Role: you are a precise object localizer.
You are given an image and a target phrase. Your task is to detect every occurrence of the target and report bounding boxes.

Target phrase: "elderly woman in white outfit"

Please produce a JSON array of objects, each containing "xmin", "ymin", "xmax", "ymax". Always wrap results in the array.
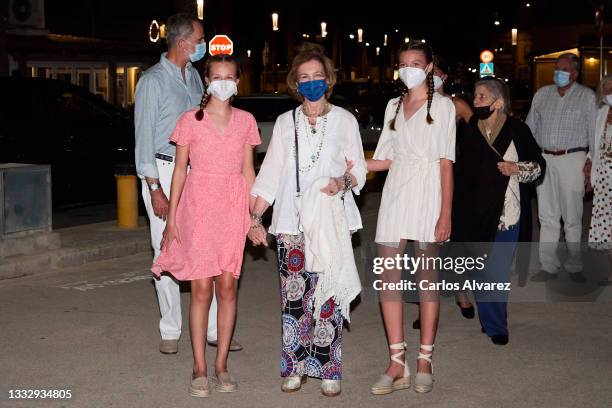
[
  {"xmin": 248, "ymin": 44, "xmax": 367, "ymax": 397},
  {"xmin": 367, "ymin": 42, "xmax": 455, "ymax": 395}
]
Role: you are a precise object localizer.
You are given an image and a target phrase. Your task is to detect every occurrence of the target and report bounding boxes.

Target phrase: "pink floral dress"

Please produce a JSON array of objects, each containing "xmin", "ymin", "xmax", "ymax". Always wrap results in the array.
[{"xmin": 152, "ymin": 107, "xmax": 261, "ymax": 280}]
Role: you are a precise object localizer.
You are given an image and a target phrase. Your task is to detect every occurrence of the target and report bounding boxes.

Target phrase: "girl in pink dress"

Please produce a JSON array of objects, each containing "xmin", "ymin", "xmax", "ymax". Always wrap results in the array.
[{"xmin": 152, "ymin": 54, "xmax": 260, "ymax": 397}]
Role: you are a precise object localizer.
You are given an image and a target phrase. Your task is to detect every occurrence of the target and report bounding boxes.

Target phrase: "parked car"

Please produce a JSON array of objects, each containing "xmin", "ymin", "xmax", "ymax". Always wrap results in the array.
[
  {"xmin": 233, "ymin": 93, "xmax": 380, "ymax": 161},
  {"xmin": 0, "ymin": 77, "xmax": 134, "ymax": 208}
]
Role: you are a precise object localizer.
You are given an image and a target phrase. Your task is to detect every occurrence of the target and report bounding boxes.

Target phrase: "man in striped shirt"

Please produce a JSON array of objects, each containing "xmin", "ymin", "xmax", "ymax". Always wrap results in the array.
[{"xmin": 526, "ymin": 53, "xmax": 596, "ymax": 282}]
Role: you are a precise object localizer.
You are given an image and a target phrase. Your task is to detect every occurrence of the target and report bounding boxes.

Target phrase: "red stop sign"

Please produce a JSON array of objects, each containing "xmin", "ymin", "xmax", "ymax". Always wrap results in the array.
[{"xmin": 209, "ymin": 35, "xmax": 234, "ymax": 56}]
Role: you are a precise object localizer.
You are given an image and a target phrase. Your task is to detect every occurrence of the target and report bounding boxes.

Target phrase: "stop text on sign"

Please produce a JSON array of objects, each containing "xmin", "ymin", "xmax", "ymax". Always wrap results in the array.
[{"xmin": 209, "ymin": 35, "xmax": 234, "ymax": 56}]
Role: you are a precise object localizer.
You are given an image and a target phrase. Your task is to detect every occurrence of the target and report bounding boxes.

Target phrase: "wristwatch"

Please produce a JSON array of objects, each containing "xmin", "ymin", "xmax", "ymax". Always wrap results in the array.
[{"xmin": 148, "ymin": 182, "xmax": 160, "ymax": 192}]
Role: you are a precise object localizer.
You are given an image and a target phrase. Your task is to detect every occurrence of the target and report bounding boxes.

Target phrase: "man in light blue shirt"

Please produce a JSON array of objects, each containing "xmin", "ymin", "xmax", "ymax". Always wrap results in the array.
[{"xmin": 135, "ymin": 13, "xmax": 241, "ymax": 354}]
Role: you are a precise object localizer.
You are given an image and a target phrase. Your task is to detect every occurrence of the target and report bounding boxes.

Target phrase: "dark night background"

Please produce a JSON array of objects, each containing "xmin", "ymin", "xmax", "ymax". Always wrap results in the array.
[
  {"xmin": 37, "ymin": 0, "xmax": 605, "ymax": 65},
  {"xmin": 1, "ymin": 0, "xmax": 609, "ymax": 210}
]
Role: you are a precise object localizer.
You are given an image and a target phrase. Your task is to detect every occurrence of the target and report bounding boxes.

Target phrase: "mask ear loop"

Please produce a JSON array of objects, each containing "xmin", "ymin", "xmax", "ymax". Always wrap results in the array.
[
  {"xmin": 425, "ymin": 62, "xmax": 433, "ymax": 75},
  {"xmin": 491, "ymin": 98, "xmax": 501, "ymax": 112}
]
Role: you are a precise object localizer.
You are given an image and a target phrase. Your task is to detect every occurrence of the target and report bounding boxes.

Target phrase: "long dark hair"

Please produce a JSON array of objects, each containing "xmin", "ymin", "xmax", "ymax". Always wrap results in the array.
[
  {"xmin": 390, "ymin": 42, "xmax": 435, "ymax": 130},
  {"xmin": 195, "ymin": 54, "xmax": 241, "ymax": 121}
]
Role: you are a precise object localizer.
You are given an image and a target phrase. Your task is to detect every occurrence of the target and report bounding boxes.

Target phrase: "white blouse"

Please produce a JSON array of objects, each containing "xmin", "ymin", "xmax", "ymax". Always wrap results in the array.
[
  {"xmin": 499, "ymin": 141, "xmax": 521, "ymax": 230},
  {"xmin": 497, "ymin": 141, "xmax": 542, "ymax": 231},
  {"xmin": 251, "ymin": 105, "xmax": 367, "ymax": 235}
]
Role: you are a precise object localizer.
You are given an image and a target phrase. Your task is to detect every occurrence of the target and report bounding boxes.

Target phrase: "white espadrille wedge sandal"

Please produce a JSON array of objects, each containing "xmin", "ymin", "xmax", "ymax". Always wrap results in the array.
[
  {"xmin": 370, "ymin": 341, "xmax": 411, "ymax": 395},
  {"xmin": 413, "ymin": 344, "xmax": 434, "ymax": 393}
]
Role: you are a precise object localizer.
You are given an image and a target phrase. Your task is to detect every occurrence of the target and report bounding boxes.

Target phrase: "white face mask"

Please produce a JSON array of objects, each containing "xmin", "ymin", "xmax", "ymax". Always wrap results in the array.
[
  {"xmin": 605, "ymin": 94, "xmax": 612, "ymax": 106},
  {"xmin": 433, "ymin": 75, "xmax": 444, "ymax": 91},
  {"xmin": 207, "ymin": 79, "xmax": 237, "ymax": 101},
  {"xmin": 398, "ymin": 67, "xmax": 427, "ymax": 89}
]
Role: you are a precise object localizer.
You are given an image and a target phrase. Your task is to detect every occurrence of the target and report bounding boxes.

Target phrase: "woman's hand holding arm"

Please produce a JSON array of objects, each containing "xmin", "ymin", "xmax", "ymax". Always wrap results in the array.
[
  {"xmin": 160, "ymin": 145, "xmax": 189, "ymax": 250},
  {"xmin": 248, "ymin": 196, "xmax": 271, "ymax": 247},
  {"xmin": 366, "ymin": 158, "xmax": 392, "ymax": 172}
]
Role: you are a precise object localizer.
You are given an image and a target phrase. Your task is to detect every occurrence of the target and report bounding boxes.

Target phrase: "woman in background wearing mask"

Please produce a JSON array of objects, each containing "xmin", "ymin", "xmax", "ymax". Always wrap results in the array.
[
  {"xmin": 433, "ymin": 56, "xmax": 473, "ymax": 126},
  {"xmin": 152, "ymin": 54, "xmax": 260, "ymax": 397},
  {"xmin": 248, "ymin": 43, "xmax": 367, "ymax": 397},
  {"xmin": 589, "ymin": 75, "xmax": 612, "ymax": 285},
  {"xmin": 452, "ymin": 78, "xmax": 545, "ymax": 345},
  {"xmin": 367, "ymin": 42, "xmax": 455, "ymax": 395}
]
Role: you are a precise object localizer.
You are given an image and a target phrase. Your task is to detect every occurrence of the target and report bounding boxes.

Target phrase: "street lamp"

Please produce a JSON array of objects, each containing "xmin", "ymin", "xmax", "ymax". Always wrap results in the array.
[
  {"xmin": 404, "ymin": 37, "xmax": 410, "ymax": 43},
  {"xmin": 272, "ymin": 13, "xmax": 279, "ymax": 31},
  {"xmin": 247, "ymin": 49, "xmax": 251, "ymax": 58},
  {"xmin": 376, "ymin": 47, "xmax": 380, "ymax": 56},
  {"xmin": 384, "ymin": 34, "xmax": 388, "ymax": 46},
  {"xmin": 357, "ymin": 28, "xmax": 363, "ymax": 43},
  {"xmin": 511, "ymin": 28, "xmax": 518, "ymax": 46},
  {"xmin": 494, "ymin": 20, "xmax": 500, "ymax": 26},
  {"xmin": 196, "ymin": 0, "xmax": 204, "ymax": 20},
  {"xmin": 321, "ymin": 22, "xmax": 327, "ymax": 38},
  {"xmin": 149, "ymin": 20, "xmax": 160, "ymax": 43},
  {"xmin": 349, "ymin": 34, "xmax": 355, "ymax": 39}
]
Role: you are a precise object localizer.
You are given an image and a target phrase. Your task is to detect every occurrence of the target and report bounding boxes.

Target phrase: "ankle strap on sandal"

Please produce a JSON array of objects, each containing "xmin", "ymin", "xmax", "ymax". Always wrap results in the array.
[
  {"xmin": 389, "ymin": 342, "xmax": 407, "ymax": 351},
  {"xmin": 417, "ymin": 344, "xmax": 434, "ymax": 373},
  {"xmin": 389, "ymin": 342, "xmax": 409, "ymax": 378},
  {"xmin": 418, "ymin": 344, "xmax": 434, "ymax": 360},
  {"xmin": 419, "ymin": 344, "xmax": 434, "ymax": 353}
]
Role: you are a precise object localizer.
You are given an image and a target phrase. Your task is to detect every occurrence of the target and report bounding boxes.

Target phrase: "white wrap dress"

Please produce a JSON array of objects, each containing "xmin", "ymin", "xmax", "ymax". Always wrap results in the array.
[{"xmin": 373, "ymin": 93, "xmax": 456, "ymax": 245}]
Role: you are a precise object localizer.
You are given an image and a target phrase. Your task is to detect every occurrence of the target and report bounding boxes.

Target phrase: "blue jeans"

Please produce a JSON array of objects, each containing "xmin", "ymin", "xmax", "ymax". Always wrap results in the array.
[{"xmin": 475, "ymin": 225, "xmax": 519, "ymax": 337}]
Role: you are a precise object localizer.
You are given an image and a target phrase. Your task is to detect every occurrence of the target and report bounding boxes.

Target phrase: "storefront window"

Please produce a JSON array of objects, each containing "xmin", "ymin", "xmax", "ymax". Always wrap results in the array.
[
  {"xmin": 116, "ymin": 66, "xmax": 140, "ymax": 108},
  {"xmin": 94, "ymin": 69, "xmax": 108, "ymax": 100},
  {"xmin": 116, "ymin": 67, "xmax": 126, "ymax": 107}
]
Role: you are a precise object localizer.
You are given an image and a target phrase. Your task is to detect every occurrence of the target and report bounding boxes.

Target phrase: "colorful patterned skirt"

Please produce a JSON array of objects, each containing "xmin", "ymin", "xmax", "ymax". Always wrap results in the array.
[{"xmin": 277, "ymin": 233, "xmax": 343, "ymax": 380}]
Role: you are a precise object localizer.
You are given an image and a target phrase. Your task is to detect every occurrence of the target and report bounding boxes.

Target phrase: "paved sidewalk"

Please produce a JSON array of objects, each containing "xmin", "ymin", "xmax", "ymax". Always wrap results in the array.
[
  {"xmin": 1, "ymin": 193, "xmax": 610, "ymax": 407},
  {"xmin": 1, "ymin": 243, "xmax": 611, "ymax": 408},
  {"xmin": 0, "ymin": 219, "xmax": 150, "ymax": 281}
]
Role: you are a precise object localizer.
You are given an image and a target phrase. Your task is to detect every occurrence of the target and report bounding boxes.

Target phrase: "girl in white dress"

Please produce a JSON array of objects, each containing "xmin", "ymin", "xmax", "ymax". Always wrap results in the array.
[{"xmin": 368, "ymin": 42, "xmax": 455, "ymax": 395}]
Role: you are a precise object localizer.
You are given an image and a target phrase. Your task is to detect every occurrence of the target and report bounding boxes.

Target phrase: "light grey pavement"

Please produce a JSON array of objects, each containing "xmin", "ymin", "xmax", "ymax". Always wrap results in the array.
[{"xmin": 1, "ymin": 194, "xmax": 611, "ymax": 408}]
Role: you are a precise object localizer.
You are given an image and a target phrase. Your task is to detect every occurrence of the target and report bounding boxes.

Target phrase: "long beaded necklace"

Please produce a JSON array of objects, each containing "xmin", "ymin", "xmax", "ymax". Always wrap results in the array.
[{"xmin": 294, "ymin": 107, "xmax": 327, "ymax": 173}]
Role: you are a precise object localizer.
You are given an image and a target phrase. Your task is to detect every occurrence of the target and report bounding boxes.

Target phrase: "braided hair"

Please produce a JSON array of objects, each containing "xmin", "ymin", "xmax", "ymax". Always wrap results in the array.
[
  {"xmin": 425, "ymin": 69, "xmax": 434, "ymax": 124},
  {"xmin": 389, "ymin": 87, "xmax": 408, "ymax": 131},
  {"xmin": 195, "ymin": 54, "xmax": 241, "ymax": 121},
  {"xmin": 389, "ymin": 41, "xmax": 435, "ymax": 130}
]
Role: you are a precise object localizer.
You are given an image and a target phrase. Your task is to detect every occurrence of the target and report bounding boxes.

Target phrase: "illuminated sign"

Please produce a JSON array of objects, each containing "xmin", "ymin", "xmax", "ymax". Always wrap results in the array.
[{"xmin": 209, "ymin": 35, "xmax": 234, "ymax": 56}]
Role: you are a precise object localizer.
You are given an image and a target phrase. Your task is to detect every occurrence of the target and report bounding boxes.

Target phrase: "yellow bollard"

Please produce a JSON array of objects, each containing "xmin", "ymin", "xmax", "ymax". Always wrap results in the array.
[
  {"xmin": 115, "ymin": 175, "xmax": 138, "ymax": 229},
  {"xmin": 364, "ymin": 150, "xmax": 376, "ymax": 180}
]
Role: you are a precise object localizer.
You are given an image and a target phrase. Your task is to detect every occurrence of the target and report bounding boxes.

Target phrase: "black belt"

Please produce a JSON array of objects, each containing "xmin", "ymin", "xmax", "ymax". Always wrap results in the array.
[
  {"xmin": 155, "ymin": 153, "xmax": 174, "ymax": 162},
  {"xmin": 543, "ymin": 147, "xmax": 588, "ymax": 156}
]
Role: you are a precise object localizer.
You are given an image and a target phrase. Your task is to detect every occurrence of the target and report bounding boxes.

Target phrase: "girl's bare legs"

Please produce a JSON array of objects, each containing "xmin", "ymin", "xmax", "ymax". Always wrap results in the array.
[
  {"xmin": 379, "ymin": 239, "xmax": 408, "ymax": 379},
  {"xmin": 191, "ymin": 278, "xmax": 214, "ymax": 377},
  {"xmin": 213, "ymin": 271, "xmax": 238, "ymax": 374},
  {"xmin": 414, "ymin": 242, "xmax": 440, "ymax": 374}
]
